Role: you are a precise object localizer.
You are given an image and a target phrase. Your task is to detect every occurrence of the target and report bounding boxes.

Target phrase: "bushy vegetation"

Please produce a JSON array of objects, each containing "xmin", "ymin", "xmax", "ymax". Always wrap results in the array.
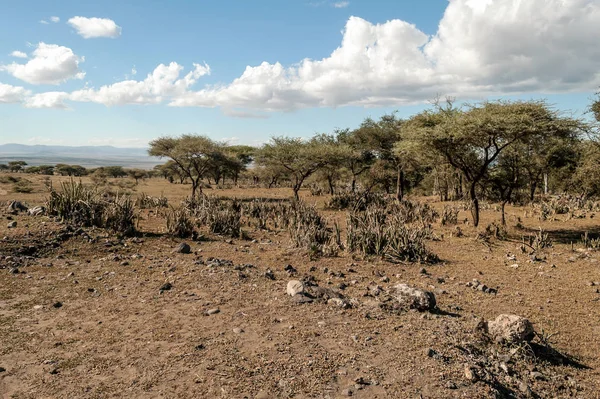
[{"xmin": 46, "ymin": 180, "xmax": 137, "ymax": 235}]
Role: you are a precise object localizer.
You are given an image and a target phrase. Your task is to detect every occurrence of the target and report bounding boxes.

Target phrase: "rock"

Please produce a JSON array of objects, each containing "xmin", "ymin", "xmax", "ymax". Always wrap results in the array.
[
  {"xmin": 286, "ymin": 280, "xmax": 305, "ymax": 296},
  {"xmin": 327, "ymin": 297, "xmax": 348, "ymax": 308},
  {"xmin": 7, "ymin": 201, "xmax": 28, "ymax": 214},
  {"xmin": 464, "ymin": 365, "xmax": 478, "ymax": 382},
  {"xmin": 7, "ymin": 221, "xmax": 17, "ymax": 228},
  {"xmin": 445, "ymin": 381, "xmax": 457, "ymax": 389},
  {"xmin": 28, "ymin": 206, "xmax": 45, "ymax": 216},
  {"xmin": 264, "ymin": 269, "xmax": 275, "ymax": 280},
  {"xmin": 484, "ymin": 314, "xmax": 534, "ymax": 344},
  {"xmin": 284, "ymin": 264, "xmax": 297, "ymax": 274},
  {"xmin": 175, "ymin": 242, "xmax": 191, "ymax": 254},
  {"xmin": 9, "ymin": 267, "xmax": 19, "ymax": 274},
  {"xmin": 206, "ymin": 308, "xmax": 220, "ymax": 315},
  {"xmin": 233, "ymin": 327, "xmax": 244, "ymax": 334},
  {"xmin": 392, "ymin": 284, "xmax": 436, "ymax": 311},
  {"xmin": 52, "ymin": 301, "xmax": 63, "ymax": 309},
  {"xmin": 341, "ymin": 388, "xmax": 354, "ymax": 396},
  {"xmin": 159, "ymin": 282, "xmax": 173, "ymax": 292},
  {"xmin": 0, "ymin": 366, "xmax": 5, "ymax": 372},
  {"xmin": 290, "ymin": 294, "xmax": 313, "ymax": 304}
]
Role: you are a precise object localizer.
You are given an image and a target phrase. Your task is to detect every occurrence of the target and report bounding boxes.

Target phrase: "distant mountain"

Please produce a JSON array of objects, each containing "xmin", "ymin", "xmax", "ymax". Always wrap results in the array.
[{"xmin": 0, "ymin": 144, "xmax": 163, "ymax": 168}]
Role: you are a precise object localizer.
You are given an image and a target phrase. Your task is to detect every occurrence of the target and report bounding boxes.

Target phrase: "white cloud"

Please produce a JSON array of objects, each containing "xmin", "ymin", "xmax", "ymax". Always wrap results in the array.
[
  {"xmin": 333, "ymin": 1, "xmax": 349, "ymax": 8},
  {"xmin": 24, "ymin": 91, "xmax": 70, "ymax": 109},
  {"xmin": 5, "ymin": 0, "xmax": 600, "ymax": 113},
  {"xmin": 0, "ymin": 43, "xmax": 85, "ymax": 85},
  {"xmin": 40, "ymin": 20, "xmax": 49, "ymax": 25},
  {"xmin": 131, "ymin": 66, "xmax": 137, "ymax": 76},
  {"xmin": 169, "ymin": 0, "xmax": 600, "ymax": 112},
  {"xmin": 50, "ymin": 16, "xmax": 60, "ymax": 23},
  {"xmin": 67, "ymin": 16, "xmax": 122, "ymax": 39},
  {"xmin": 10, "ymin": 51, "xmax": 28, "ymax": 59},
  {"xmin": 0, "ymin": 83, "xmax": 30, "ymax": 103},
  {"xmin": 69, "ymin": 62, "xmax": 210, "ymax": 106}
]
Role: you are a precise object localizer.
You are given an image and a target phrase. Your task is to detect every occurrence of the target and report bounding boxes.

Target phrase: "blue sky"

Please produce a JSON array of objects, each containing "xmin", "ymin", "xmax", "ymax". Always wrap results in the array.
[{"xmin": 1, "ymin": 0, "xmax": 599, "ymax": 147}]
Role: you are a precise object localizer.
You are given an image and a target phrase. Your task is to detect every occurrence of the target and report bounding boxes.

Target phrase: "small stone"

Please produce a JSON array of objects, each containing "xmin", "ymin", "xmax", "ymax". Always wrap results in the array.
[
  {"xmin": 49, "ymin": 368, "xmax": 59, "ymax": 375},
  {"xmin": 206, "ymin": 308, "xmax": 220, "ymax": 315},
  {"xmin": 464, "ymin": 365, "xmax": 477, "ymax": 382},
  {"xmin": 9, "ymin": 267, "xmax": 19, "ymax": 274},
  {"xmin": 284, "ymin": 264, "xmax": 297, "ymax": 274},
  {"xmin": 341, "ymin": 388, "xmax": 353, "ymax": 396},
  {"xmin": 233, "ymin": 327, "xmax": 244, "ymax": 334},
  {"xmin": 264, "ymin": 269, "xmax": 275, "ymax": 280},
  {"xmin": 52, "ymin": 301, "xmax": 63, "ymax": 309},
  {"xmin": 175, "ymin": 242, "xmax": 191, "ymax": 254},
  {"xmin": 159, "ymin": 282, "xmax": 173, "ymax": 292},
  {"xmin": 419, "ymin": 267, "xmax": 427, "ymax": 274},
  {"xmin": 0, "ymin": 367, "xmax": 5, "ymax": 372},
  {"xmin": 7, "ymin": 221, "xmax": 17, "ymax": 228},
  {"xmin": 286, "ymin": 280, "xmax": 305, "ymax": 296},
  {"xmin": 445, "ymin": 381, "xmax": 457, "ymax": 389},
  {"xmin": 425, "ymin": 348, "xmax": 436, "ymax": 358}
]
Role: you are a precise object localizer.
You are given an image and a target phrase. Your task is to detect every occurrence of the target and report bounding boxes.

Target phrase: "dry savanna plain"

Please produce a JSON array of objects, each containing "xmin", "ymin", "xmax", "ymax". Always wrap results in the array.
[{"xmin": 1, "ymin": 174, "xmax": 600, "ymax": 399}]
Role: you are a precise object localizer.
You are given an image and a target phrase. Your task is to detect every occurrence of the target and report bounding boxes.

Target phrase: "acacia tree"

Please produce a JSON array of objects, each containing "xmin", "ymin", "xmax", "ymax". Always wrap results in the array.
[
  {"xmin": 149, "ymin": 135, "xmax": 222, "ymax": 200},
  {"xmin": 8, "ymin": 161, "xmax": 27, "ymax": 172},
  {"xmin": 256, "ymin": 136, "xmax": 341, "ymax": 200},
  {"xmin": 335, "ymin": 128, "xmax": 375, "ymax": 192},
  {"xmin": 401, "ymin": 100, "xmax": 580, "ymax": 226},
  {"xmin": 353, "ymin": 114, "xmax": 405, "ymax": 200}
]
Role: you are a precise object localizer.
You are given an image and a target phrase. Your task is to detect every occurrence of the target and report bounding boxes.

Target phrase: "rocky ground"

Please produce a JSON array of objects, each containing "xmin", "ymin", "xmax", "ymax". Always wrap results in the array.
[{"xmin": 1, "ymin": 181, "xmax": 600, "ymax": 398}]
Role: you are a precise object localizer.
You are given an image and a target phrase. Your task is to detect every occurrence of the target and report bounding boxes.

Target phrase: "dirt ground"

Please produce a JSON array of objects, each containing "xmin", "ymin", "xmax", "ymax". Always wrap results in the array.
[{"xmin": 1, "ymin": 175, "xmax": 600, "ymax": 398}]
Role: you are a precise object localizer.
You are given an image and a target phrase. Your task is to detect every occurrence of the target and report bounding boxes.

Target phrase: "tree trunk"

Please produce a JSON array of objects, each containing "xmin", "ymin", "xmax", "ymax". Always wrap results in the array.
[
  {"xmin": 327, "ymin": 176, "xmax": 335, "ymax": 195},
  {"xmin": 469, "ymin": 182, "xmax": 480, "ymax": 227},
  {"xmin": 395, "ymin": 166, "xmax": 404, "ymax": 201},
  {"xmin": 501, "ymin": 201, "xmax": 507, "ymax": 226},
  {"xmin": 293, "ymin": 186, "xmax": 300, "ymax": 200},
  {"xmin": 351, "ymin": 176, "xmax": 357, "ymax": 192},
  {"xmin": 529, "ymin": 181, "xmax": 537, "ymax": 202}
]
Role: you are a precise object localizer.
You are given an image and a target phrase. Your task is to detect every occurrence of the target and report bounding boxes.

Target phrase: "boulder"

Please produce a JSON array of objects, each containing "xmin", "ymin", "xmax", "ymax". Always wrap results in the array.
[
  {"xmin": 174, "ymin": 242, "xmax": 191, "ymax": 254},
  {"xmin": 7, "ymin": 201, "xmax": 28, "ymax": 214},
  {"xmin": 392, "ymin": 284, "xmax": 436, "ymax": 311},
  {"xmin": 485, "ymin": 314, "xmax": 534, "ymax": 344},
  {"xmin": 286, "ymin": 280, "xmax": 305, "ymax": 296}
]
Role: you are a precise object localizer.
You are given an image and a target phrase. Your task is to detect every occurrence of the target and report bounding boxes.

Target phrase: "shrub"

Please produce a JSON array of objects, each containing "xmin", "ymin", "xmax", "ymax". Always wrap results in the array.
[
  {"xmin": 45, "ymin": 179, "xmax": 137, "ymax": 235},
  {"xmin": 12, "ymin": 180, "xmax": 34, "ymax": 193},
  {"xmin": 287, "ymin": 201, "xmax": 341, "ymax": 257},
  {"xmin": 165, "ymin": 206, "xmax": 195, "ymax": 238},
  {"xmin": 440, "ymin": 205, "xmax": 459, "ymax": 225},
  {"xmin": 327, "ymin": 190, "xmax": 387, "ymax": 211},
  {"xmin": 346, "ymin": 203, "xmax": 439, "ymax": 264},
  {"xmin": 136, "ymin": 192, "xmax": 168, "ymax": 209}
]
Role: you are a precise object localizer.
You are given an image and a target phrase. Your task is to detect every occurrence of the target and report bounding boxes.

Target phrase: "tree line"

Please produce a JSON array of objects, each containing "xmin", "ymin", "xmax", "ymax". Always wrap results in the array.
[{"xmin": 149, "ymin": 97, "xmax": 600, "ymax": 227}]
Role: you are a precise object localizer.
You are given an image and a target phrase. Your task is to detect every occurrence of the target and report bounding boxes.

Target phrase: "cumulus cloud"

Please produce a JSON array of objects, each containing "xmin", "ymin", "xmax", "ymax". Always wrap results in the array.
[
  {"xmin": 6, "ymin": 0, "xmax": 600, "ymax": 113},
  {"xmin": 170, "ymin": 0, "xmax": 600, "ymax": 111},
  {"xmin": 50, "ymin": 16, "xmax": 60, "ymax": 23},
  {"xmin": 10, "ymin": 51, "xmax": 27, "ymax": 59},
  {"xmin": 69, "ymin": 62, "xmax": 210, "ymax": 106},
  {"xmin": 68, "ymin": 16, "xmax": 122, "ymax": 38},
  {"xmin": 24, "ymin": 91, "xmax": 70, "ymax": 109},
  {"xmin": 0, "ymin": 43, "xmax": 85, "ymax": 85},
  {"xmin": 0, "ymin": 83, "xmax": 30, "ymax": 103}
]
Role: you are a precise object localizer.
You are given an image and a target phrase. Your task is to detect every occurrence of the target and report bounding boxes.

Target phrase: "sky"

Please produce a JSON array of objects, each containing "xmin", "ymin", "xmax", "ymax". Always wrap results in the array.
[{"xmin": 0, "ymin": 0, "xmax": 599, "ymax": 148}]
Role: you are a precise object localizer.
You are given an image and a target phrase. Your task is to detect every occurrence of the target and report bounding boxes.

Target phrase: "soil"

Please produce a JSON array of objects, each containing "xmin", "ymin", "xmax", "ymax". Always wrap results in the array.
[{"xmin": 1, "ymin": 175, "xmax": 600, "ymax": 398}]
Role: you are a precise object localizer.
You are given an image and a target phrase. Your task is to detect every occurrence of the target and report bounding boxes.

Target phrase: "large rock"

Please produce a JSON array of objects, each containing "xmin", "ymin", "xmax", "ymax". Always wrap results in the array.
[
  {"xmin": 286, "ymin": 280, "xmax": 305, "ymax": 296},
  {"xmin": 7, "ymin": 201, "xmax": 28, "ymax": 214},
  {"xmin": 485, "ymin": 314, "xmax": 534, "ymax": 344},
  {"xmin": 392, "ymin": 284, "xmax": 436, "ymax": 311}
]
